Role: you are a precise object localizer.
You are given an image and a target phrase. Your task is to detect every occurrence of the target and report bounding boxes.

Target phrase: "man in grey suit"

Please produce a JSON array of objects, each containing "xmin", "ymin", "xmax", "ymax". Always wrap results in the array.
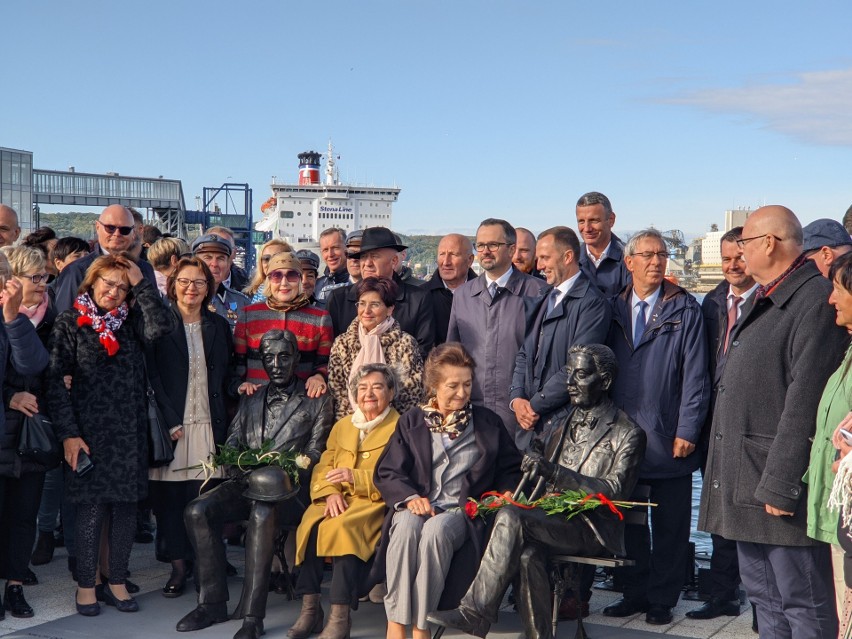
[
  {"xmin": 510, "ymin": 226, "xmax": 611, "ymax": 449},
  {"xmin": 699, "ymin": 206, "xmax": 848, "ymax": 637},
  {"xmin": 447, "ymin": 219, "xmax": 548, "ymax": 445}
]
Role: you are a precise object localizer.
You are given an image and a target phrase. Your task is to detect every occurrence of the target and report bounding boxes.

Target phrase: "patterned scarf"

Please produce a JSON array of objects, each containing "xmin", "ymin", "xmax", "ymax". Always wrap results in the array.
[
  {"xmin": 74, "ymin": 292, "xmax": 129, "ymax": 356},
  {"xmin": 266, "ymin": 292, "xmax": 310, "ymax": 313},
  {"xmin": 754, "ymin": 252, "xmax": 807, "ymax": 301},
  {"xmin": 421, "ymin": 397, "xmax": 473, "ymax": 440}
]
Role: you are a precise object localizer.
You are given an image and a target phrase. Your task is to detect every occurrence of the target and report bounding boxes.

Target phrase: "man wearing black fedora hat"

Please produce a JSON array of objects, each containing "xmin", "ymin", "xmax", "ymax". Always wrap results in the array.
[{"xmin": 325, "ymin": 227, "xmax": 435, "ymax": 356}]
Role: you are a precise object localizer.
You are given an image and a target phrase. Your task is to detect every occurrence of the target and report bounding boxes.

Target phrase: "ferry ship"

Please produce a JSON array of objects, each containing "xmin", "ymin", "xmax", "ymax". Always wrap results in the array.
[{"xmin": 254, "ymin": 142, "xmax": 401, "ymax": 254}]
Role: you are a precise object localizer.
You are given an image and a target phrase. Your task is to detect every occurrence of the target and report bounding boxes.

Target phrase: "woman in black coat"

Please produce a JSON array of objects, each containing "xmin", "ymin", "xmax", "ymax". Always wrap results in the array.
[
  {"xmin": 373, "ymin": 343, "xmax": 521, "ymax": 639},
  {"xmin": 46, "ymin": 254, "xmax": 175, "ymax": 615},
  {"xmin": 146, "ymin": 256, "xmax": 238, "ymax": 597},
  {"xmin": 0, "ymin": 247, "xmax": 51, "ymax": 618}
]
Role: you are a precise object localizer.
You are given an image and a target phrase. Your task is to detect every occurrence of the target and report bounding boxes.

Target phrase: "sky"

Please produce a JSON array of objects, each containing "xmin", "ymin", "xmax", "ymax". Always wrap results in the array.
[{"xmin": 4, "ymin": 1, "xmax": 852, "ymax": 237}]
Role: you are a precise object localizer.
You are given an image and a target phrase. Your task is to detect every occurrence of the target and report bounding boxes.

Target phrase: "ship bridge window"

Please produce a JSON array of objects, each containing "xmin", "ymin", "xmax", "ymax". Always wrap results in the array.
[{"xmin": 279, "ymin": 211, "xmax": 294, "ymax": 219}]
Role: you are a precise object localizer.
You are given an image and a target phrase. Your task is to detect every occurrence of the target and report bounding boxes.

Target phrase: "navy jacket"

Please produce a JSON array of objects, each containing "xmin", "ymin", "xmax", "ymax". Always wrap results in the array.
[
  {"xmin": 578, "ymin": 234, "xmax": 631, "ymax": 298},
  {"xmin": 509, "ymin": 272, "xmax": 611, "ymax": 417},
  {"xmin": 53, "ymin": 246, "xmax": 158, "ymax": 313},
  {"xmin": 607, "ymin": 280, "xmax": 710, "ymax": 479}
]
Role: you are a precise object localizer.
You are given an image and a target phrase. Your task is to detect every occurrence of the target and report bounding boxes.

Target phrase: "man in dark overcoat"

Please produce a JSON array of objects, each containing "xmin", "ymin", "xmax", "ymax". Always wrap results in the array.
[{"xmin": 699, "ymin": 205, "xmax": 849, "ymax": 637}]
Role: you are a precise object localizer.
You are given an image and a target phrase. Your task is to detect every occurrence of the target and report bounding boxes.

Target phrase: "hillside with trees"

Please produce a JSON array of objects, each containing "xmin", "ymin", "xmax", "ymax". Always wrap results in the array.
[{"xmin": 38, "ymin": 212, "xmax": 99, "ymax": 239}]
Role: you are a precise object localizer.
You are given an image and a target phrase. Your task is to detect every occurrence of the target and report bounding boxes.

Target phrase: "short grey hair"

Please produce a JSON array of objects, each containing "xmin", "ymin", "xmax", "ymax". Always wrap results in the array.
[
  {"xmin": 624, "ymin": 228, "xmax": 666, "ymax": 257},
  {"xmin": 576, "ymin": 192, "xmax": 613, "ymax": 215},
  {"xmin": 348, "ymin": 363, "xmax": 398, "ymax": 398}
]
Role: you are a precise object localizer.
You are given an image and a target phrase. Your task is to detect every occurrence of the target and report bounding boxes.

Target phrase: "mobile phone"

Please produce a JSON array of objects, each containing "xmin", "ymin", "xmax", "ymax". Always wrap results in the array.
[
  {"xmin": 840, "ymin": 429, "xmax": 852, "ymax": 445},
  {"xmin": 75, "ymin": 450, "xmax": 94, "ymax": 476}
]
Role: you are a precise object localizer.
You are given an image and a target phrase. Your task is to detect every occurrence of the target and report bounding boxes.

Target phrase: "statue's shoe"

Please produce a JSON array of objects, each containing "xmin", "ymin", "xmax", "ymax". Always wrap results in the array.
[
  {"xmin": 176, "ymin": 605, "xmax": 229, "ymax": 632},
  {"xmin": 233, "ymin": 616, "xmax": 265, "ymax": 639},
  {"xmin": 427, "ymin": 607, "xmax": 489, "ymax": 638}
]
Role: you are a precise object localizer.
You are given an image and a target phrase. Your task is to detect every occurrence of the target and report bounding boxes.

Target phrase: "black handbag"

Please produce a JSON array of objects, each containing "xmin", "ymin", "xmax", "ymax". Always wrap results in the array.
[
  {"xmin": 17, "ymin": 412, "xmax": 62, "ymax": 469},
  {"xmin": 147, "ymin": 381, "xmax": 175, "ymax": 467}
]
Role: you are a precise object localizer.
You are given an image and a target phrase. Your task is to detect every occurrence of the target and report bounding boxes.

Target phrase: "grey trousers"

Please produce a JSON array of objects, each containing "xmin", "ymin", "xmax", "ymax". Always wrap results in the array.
[
  {"xmin": 384, "ymin": 510, "xmax": 468, "ymax": 630},
  {"xmin": 738, "ymin": 540, "xmax": 838, "ymax": 639}
]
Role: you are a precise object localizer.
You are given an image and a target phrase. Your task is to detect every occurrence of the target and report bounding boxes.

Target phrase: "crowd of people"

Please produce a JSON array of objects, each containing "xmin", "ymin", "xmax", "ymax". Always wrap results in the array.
[{"xmin": 1, "ymin": 196, "xmax": 852, "ymax": 639}]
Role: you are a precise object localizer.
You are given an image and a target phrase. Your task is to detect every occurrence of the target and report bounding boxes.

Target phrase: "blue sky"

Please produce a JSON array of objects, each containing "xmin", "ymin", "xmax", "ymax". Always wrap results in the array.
[{"xmin": 4, "ymin": 1, "xmax": 852, "ymax": 236}]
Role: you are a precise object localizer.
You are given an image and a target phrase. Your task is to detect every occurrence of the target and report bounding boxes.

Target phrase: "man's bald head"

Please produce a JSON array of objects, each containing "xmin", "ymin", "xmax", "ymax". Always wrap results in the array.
[
  {"xmin": 96, "ymin": 205, "xmax": 136, "ymax": 253},
  {"xmin": 437, "ymin": 233, "xmax": 474, "ymax": 288},
  {"xmin": 741, "ymin": 205, "xmax": 804, "ymax": 285},
  {"xmin": 0, "ymin": 205, "xmax": 21, "ymax": 247}
]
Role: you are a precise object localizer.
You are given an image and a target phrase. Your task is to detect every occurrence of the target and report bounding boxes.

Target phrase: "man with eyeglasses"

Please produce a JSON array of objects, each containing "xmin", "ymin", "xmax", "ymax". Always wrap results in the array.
[
  {"xmin": 325, "ymin": 227, "xmax": 435, "ymax": 357},
  {"xmin": 315, "ymin": 228, "xmax": 349, "ymax": 307},
  {"xmin": 447, "ymin": 218, "xmax": 548, "ymax": 443},
  {"xmin": 575, "ymin": 192, "xmax": 631, "ymax": 297},
  {"xmin": 0, "ymin": 205, "xmax": 21, "ymax": 248},
  {"xmin": 699, "ymin": 206, "xmax": 847, "ymax": 638},
  {"xmin": 602, "ymin": 228, "xmax": 709, "ymax": 626},
  {"xmin": 191, "ymin": 234, "xmax": 249, "ymax": 333},
  {"xmin": 53, "ymin": 204, "xmax": 157, "ymax": 312}
]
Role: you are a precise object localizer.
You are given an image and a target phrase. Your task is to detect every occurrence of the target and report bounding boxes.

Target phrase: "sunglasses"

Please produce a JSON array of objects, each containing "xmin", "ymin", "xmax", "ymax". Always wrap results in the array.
[
  {"xmin": 268, "ymin": 269, "xmax": 301, "ymax": 284},
  {"xmin": 98, "ymin": 222, "xmax": 134, "ymax": 236}
]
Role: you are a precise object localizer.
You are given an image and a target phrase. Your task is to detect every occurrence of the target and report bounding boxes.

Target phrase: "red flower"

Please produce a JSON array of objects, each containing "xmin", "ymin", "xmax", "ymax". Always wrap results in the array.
[{"xmin": 464, "ymin": 501, "xmax": 479, "ymax": 520}]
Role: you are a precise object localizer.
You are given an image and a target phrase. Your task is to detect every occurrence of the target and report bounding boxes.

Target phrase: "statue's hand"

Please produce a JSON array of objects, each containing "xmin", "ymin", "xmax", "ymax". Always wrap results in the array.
[{"xmin": 521, "ymin": 451, "xmax": 555, "ymax": 482}]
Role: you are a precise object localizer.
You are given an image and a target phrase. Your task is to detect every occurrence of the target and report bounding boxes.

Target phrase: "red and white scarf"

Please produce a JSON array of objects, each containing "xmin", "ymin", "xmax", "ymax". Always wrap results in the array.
[{"xmin": 74, "ymin": 292, "xmax": 128, "ymax": 356}]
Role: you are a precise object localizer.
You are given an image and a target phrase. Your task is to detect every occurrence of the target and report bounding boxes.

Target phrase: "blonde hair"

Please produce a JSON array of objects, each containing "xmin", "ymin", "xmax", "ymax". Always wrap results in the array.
[
  {"xmin": 147, "ymin": 237, "xmax": 190, "ymax": 271},
  {"xmin": 245, "ymin": 238, "xmax": 292, "ymax": 296},
  {"xmin": 2, "ymin": 245, "xmax": 46, "ymax": 277}
]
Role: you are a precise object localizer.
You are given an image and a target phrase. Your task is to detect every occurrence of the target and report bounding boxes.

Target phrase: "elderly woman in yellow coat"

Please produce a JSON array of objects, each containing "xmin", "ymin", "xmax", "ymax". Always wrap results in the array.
[{"xmin": 290, "ymin": 363, "xmax": 400, "ymax": 639}]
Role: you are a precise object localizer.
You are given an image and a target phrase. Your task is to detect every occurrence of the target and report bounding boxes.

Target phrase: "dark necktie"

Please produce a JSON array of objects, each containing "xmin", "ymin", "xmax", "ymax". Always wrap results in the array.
[
  {"xmin": 546, "ymin": 289, "xmax": 560, "ymax": 316},
  {"xmin": 633, "ymin": 300, "xmax": 648, "ymax": 347},
  {"xmin": 724, "ymin": 296, "xmax": 743, "ymax": 353}
]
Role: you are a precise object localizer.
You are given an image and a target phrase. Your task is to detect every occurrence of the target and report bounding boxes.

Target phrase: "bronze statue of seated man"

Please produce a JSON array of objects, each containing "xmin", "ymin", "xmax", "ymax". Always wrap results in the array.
[
  {"xmin": 428, "ymin": 344, "xmax": 646, "ymax": 639},
  {"xmin": 176, "ymin": 329, "xmax": 333, "ymax": 639}
]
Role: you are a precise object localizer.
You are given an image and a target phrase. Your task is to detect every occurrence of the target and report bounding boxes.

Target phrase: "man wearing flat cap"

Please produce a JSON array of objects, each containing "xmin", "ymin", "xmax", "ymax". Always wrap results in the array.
[
  {"xmin": 192, "ymin": 233, "xmax": 250, "ymax": 332},
  {"xmin": 802, "ymin": 218, "xmax": 852, "ymax": 278},
  {"xmin": 325, "ymin": 227, "xmax": 435, "ymax": 356},
  {"xmin": 296, "ymin": 249, "xmax": 320, "ymax": 304}
]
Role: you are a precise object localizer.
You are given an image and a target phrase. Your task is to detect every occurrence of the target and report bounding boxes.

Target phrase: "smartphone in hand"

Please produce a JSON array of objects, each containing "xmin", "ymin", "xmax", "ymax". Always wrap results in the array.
[{"xmin": 75, "ymin": 450, "xmax": 94, "ymax": 476}]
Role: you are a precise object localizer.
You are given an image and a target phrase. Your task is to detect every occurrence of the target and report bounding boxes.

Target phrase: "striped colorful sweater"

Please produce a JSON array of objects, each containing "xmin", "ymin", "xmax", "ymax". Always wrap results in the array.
[{"xmin": 234, "ymin": 302, "xmax": 333, "ymax": 385}]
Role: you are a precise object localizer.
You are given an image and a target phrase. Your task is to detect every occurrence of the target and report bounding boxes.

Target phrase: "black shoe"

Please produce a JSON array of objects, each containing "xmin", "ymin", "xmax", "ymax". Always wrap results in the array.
[
  {"xmin": 427, "ymin": 607, "xmax": 490, "ymax": 638},
  {"xmin": 176, "ymin": 605, "xmax": 229, "ymax": 632},
  {"xmin": 21, "ymin": 568, "xmax": 37, "ymax": 586},
  {"xmin": 31, "ymin": 531, "xmax": 56, "ymax": 566},
  {"xmin": 686, "ymin": 597, "xmax": 741, "ymax": 620},
  {"xmin": 95, "ymin": 584, "xmax": 106, "ymax": 602},
  {"xmin": 234, "ymin": 616, "xmax": 265, "ymax": 639},
  {"xmin": 101, "ymin": 584, "xmax": 139, "ymax": 612},
  {"xmin": 75, "ymin": 590, "xmax": 100, "ymax": 617},
  {"xmin": 646, "ymin": 604, "xmax": 673, "ymax": 625},
  {"xmin": 126, "ymin": 578, "xmax": 140, "ymax": 594},
  {"xmin": 4, "ymin": 584, "xmax": 34, "ymax": 618},
  {"xmin": 603, "ymin": 597, "xmax": 649, "ymax": 617},
  {"xmin": 163, "ymin": 578, "xmax": 186, "ymax": 598}
]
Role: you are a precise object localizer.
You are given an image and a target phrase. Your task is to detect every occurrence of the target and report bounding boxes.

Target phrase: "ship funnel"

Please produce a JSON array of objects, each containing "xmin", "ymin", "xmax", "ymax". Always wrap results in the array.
[{"xmin": 298, "ymin": 151, "xmax": 321, "ymax": 185}]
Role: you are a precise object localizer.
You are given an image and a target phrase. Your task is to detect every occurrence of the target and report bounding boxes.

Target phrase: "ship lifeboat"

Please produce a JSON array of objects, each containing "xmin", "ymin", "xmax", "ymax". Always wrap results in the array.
[{"xmin": 260, "ymin": 197, "xmax": 276, "ymax": 213}]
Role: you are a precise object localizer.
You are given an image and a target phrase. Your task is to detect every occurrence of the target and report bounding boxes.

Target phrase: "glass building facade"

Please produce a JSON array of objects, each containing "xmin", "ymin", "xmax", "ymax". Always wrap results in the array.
[{"xmin": 0, "ymin": 147, "xmax": 34, "ymax": 235}]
